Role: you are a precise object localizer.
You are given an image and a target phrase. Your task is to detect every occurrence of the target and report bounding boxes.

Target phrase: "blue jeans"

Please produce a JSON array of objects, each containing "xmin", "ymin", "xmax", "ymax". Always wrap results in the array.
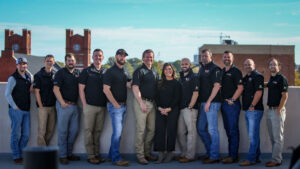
[
  {"xmin": 245, "ymin": 110, "xmax": 263, "ymax": 162},
  {"xmin": 56, "ymin": 101, "xmax": 79, "ymax": 158},
  {"xmin": 197, "ymin": 102, "xmax": 221, "ymax": 160},
  {"xmin": 107, "ymin": 103, "xmax": 126, "ymax": 163},
  {"xmin": 8, "ymin": 108, "xmax": 30, "ymax": 159},
  {"xmin": 221, "ymin": 101, "xmax": 241, "ymax": 158}
]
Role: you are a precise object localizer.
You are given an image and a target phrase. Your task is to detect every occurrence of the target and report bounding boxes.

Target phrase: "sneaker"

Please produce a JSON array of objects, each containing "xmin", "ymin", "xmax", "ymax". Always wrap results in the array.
[
  {"xmin": 137, "ymin": 158, "xmax": 148, "ymax": 165},
  {"xmin": 60, "ymin": 158, "xmax": 69, "ymax": 165},
  {"xmin": 13, "ymin": 158, "xmax": 23, "ymax": 165},
  {"xmin": 113, "ymin": 160, "xmax": 130, "ymax": 167},
  {"xmin": 239, "ymin": 160, "xmax": 256, "ymax": 166},
  {"xmin": 68, "ymin": 155, "xmax": 80, "ymax": 161},
  {"xmin": 87, "ymin": 158, "xmax": 100, "ymax": 164}
]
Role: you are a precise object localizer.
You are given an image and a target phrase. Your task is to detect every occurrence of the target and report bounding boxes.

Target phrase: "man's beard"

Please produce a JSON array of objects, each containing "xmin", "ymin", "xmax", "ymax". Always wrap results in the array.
[
  {"xmin": 117, "ymin": 59, "xmax": 125, "ymax": 65},
  {"xmin": 67, "ymin": 64, "xmax": 74, "ymax": 69}
]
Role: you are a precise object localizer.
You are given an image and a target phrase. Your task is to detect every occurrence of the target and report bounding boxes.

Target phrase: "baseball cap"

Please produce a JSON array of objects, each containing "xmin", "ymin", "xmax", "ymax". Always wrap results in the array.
[
  {"xmin": 16, "ymin": 57, "xmax": 28, "ymax": 64},
  {"xmin": 116, "ymin": 49, "xmax": 128, "ymax": 56}
]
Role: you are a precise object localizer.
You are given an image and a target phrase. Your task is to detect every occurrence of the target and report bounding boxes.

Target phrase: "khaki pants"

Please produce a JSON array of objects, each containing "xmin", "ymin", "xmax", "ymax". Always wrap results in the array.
[
  {"xmin": 177, "ymin": 108, "xmax": 198, "ymax": 159},
  {"xmin": 267, "ymin": 107, "xmax": 286, "ymax": 163},
  {"xmin": 83, "ymin": 104, "xmax": 106, "ymax": 159},
  {"xmin": 133, "ymin": 98, "xmax": 156, "ymax": 159},
  {"xmin": 37, "ymin": 106, "xmax": 56, "ymax": 146}
]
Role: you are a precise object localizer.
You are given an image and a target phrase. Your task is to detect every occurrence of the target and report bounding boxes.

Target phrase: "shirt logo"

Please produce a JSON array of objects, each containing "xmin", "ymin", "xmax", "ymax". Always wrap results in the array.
[
  {"xmin": 205, "ymin": 69, "xmax": 209, "ymax": 73},
  {"xmin": 248, "ymin": 77, "xmax": 252, "ymax": 82},
  {"xmin": 273, "ymin": 81, "xmax": 278, "ymax": 84},
  {"xmin": 226, "ymin": 73, "xmax": 232, "ymax": 76},
  {"xmin": 185, "ymin": 77, "xmax": 190, "ymax": 81}
]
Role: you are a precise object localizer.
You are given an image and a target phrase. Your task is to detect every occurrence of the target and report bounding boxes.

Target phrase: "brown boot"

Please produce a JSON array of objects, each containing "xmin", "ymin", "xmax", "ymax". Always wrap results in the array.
[
  {"xmin": 60, "ymin": 158, "xmax": 69, "ymax": 165},
  {"xmin": 13, "ymin": 158, "xmax": 23, "ymax": 165},
  {"xmin": 137, "ymin": 158, "xmax": 148, "ymax": 165},
  {"xmin": 113, "ymin": 160, "xmax": 130, "ymax": 167},
  {"xmin": 68, "ymin": 155, "xmax": 81, "ymax": 161},
  {"xmin": 179, "ymin": 157, "xmax": 195, "ymax": 163},
  {"xmin": 145, "ymin": 155, "xmax": 158, "ymax": 161},
  {"xmin": 95, "ymin": 156, "xmax": 105, "ymax": 163},
  {"xmin": 174, "ymin": 156, "xmax": 184, "ymax": 161},
  {"xmin": 265, "ymin": 161, "xmax": 282, "ymax": 167},
  {"xmin": 239, "ymin": 160, "xmax": 256, "ymax": 166},
  {"xmin": 198, "ymin": 155, "xmax": 209, "ymax": 161},
  {"xmin": 202, "ymin": 158, "xmax": 220, "ymax": 164},
  {"xmin": 87, "ymin": 158, "xmax": 100, "ymax": 164},
  {"xmin": 221, "ymin": 157, "xmax": 239, "ymax": 164}
]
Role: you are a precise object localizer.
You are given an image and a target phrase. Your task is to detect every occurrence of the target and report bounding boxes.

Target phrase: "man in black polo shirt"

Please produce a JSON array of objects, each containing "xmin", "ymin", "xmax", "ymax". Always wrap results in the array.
[
  {"xmin": 103, "ymin": 49, "xmax": 131, "ymax": 167},
  {"xmin": 239, "ymin": 59, "xmax": 264, "ymax": 166},
  {"xmin": 79, "ymin": 49, "xmax": 107, "ymax": 164},
  {"xmin": 5, "ymin": 57, "xmax": 32, "ymax": 164},
  {"xmin": 197, "ymin": 49, "xmax": 222, "ymax": 164},
  {"xmin": 33, "ymin": 54, "xmax": 57, "ymax": 146},
  {"xmin": 176, "ymin": 58, "xmax": 199, "ymax": 163},
  {"xmin": 53, "ymin": 53, "xmax": 81, "ymax": 165},
  {"xmin": 220, "ymin": 51, "xmax": 243, "ymax": 164},
  {"xmin": 132, "ymin": 49, "xmax": 159, "ymax": 165},
  {"xmin": 265, "ymin": 58, "xmax": 288, "ymax": 167}
]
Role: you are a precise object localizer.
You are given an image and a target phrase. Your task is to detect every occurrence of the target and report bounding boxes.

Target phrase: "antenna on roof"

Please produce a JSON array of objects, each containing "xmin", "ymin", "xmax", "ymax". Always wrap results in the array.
[{"xmin": 220, "ymin": 32, "xmax": 231, "ymax": 44}]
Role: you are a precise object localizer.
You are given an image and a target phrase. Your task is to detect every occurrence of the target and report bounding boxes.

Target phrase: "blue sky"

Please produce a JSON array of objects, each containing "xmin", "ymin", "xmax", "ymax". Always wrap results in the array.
[{"xmin": 0, "ymin": 0, "xmax": 299, "ymax": 63}]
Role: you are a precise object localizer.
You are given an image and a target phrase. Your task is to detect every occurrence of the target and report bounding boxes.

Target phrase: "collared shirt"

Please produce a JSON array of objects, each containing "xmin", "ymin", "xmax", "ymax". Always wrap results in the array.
[
  {"xmin": 242, "ymin": 70, "xmax": 264, "ymax": 111},
  {"xmin": 221, "ymin": 65, "xmax": 243, "ymax": 100},
  {"xmin": 103, "ymin": 63, "xmax": 131, "ymax": 103},
  {"xmin": 179, "ymin": 69, "xmax": 199, "ymax": 109},
  {"xmin": 78, "ymin": 64, "xmax": 107, "ymax": 107},
  {"xmin": 198, "ymin": 61, "xmax": 222, "ymax": 102},
  {"xmin": 267, "ymin": 72, "xmax": 288, "ymax": 107},
  {"xmin": 53, "ymin": 67, "xmax": 80, "ymax": 102},
  {"xmin": 33, "ymin": 67, "xmax": 56, "ymax": 107},
  {"xmin": 132, "ymin": 63, "xmax": 159, "ymax": 100}
]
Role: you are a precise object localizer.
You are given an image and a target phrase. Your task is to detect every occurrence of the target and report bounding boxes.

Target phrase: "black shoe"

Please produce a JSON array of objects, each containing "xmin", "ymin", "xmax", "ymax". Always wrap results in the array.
[
  {"xmin": 60, "ymin": 158, "xmax": 69, "ymax": 165},
  {"xmin": 68, "ymin": 155, "xmax": 80, "ymax": 161},
  {"xmin": 13, "ymin": 158, "xmax": 23, "ymax": 165}
]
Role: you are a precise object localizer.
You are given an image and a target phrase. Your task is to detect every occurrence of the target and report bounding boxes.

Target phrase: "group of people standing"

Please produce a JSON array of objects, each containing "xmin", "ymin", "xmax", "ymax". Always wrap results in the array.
[{"xmin": 4, "ymin": 48, "xmax": 288, "ymax": 167}]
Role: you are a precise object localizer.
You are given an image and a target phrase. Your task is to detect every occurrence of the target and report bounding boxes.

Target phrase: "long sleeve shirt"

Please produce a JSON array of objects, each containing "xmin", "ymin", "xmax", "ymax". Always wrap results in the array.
[{"xmin": 5, "ymin": 76, "xmax": 18, "ymax": 109}]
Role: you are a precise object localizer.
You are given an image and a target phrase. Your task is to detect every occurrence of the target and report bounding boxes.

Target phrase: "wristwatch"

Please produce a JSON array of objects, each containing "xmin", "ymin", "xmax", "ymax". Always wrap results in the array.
[
  {"xmin": 250, "ymin": 104, "xmax": 254, "ymax": 108},
  {"xmin": 188, "ymin": 106, "xmax": 192, "ymax": 110},
  {"xmin": 230, "ymin": 98, "xmax": 235, "ymax": 102}
]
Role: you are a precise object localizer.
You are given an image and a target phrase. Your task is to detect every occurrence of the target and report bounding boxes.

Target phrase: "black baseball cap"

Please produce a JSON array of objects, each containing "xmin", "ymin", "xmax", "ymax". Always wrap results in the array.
[{"xmin": 116, "ymin": 49, "xmax": 128, "ymax": 56}]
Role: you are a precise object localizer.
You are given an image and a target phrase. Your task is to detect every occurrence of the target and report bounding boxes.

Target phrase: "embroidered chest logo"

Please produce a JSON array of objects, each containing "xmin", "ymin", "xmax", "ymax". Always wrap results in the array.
[
  {"xmin": 226, "ymin": 73, "xmax": 232, "ymax": 76},
  {"xmin": 273, "ymin": 81, "xmax": 278, "ymax": 84},
  {"xmin": 248, "ymin": 77, "xmax": 252, "ymax": 82},
  {"xmin": 205, "ymin": 69, "xmax": 209, "ymax": 73},
  {"xmin": 185, "ymin": 77, "xmax": 190, "ymax": 81}
]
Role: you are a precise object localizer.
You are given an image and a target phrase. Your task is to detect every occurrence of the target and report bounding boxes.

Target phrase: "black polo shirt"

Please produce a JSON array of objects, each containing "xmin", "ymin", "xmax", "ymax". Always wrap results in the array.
[
  {"xmin": 221, "ymin": 65, "xmax": 243, "ymax": 100},
  {"xmin": 33, "ymin": 67, "xmax": 56, "ymax": 107},
  {"xmin": 53, "ymin": 67, "xmax": 80, "ymax": 103},
  {"xmin": 179, "ymin": 69, "xmax": 199, "ymax": 109},
  {"xmin": 132, "ymin": 63, "xmax": 159, "ymax": 100},
  {"xmin": 242, "ymin": 70, "xmax": 264, "ymax": 111},
  {"xmin": 267, "ymin": 73, "xmax": 288, "ymax": 107},
  {"xmin": 103, "ymin": 63, "xmax": 131, "ymax": 103},
  {"xmin": 79, "ymin": 64, "xmax": 107, "ymax": 107},
  {"xmin": 198, "ymin": 62, "xmax": 222, "ymax": 103}
]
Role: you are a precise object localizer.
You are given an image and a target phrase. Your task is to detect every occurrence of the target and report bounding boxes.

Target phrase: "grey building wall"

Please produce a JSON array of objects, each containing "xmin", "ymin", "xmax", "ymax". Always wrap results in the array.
[{"xmin": 0, "ymin": 83, "xmax": 299, "ymax": 154}]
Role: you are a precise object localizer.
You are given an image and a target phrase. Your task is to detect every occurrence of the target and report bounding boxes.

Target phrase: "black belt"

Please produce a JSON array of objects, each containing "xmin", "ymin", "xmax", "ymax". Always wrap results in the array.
[
  {"xmin": 142, "ymin": 97, "xmax": 154, "ymax": 102},
  {"xmin": 269, "ymin": 106, "xmax": 278, "ymax": 110},
  {"xmin": 65, "ymin": 100, "xmax": 76, "ymax": 105}
]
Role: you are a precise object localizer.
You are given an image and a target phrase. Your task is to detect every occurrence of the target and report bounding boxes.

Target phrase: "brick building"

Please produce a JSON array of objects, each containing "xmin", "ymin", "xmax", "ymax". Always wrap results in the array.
[
  {"xmin": 198, "ymin": 44, "xmax": 295, "ymax": 85},
  {"xmin": 0, "ymin": 29, "xmax": 60, "ymax": 82},
  {"xmin": 66, "ymin": 29, "xmax": 91, "ymax": 68}
]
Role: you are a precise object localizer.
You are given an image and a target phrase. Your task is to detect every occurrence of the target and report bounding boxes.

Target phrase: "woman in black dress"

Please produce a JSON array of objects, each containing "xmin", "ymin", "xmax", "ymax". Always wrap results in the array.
[{"xmin": 154, "ymin": 63, "xmax": 181, "ymax": 163}]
